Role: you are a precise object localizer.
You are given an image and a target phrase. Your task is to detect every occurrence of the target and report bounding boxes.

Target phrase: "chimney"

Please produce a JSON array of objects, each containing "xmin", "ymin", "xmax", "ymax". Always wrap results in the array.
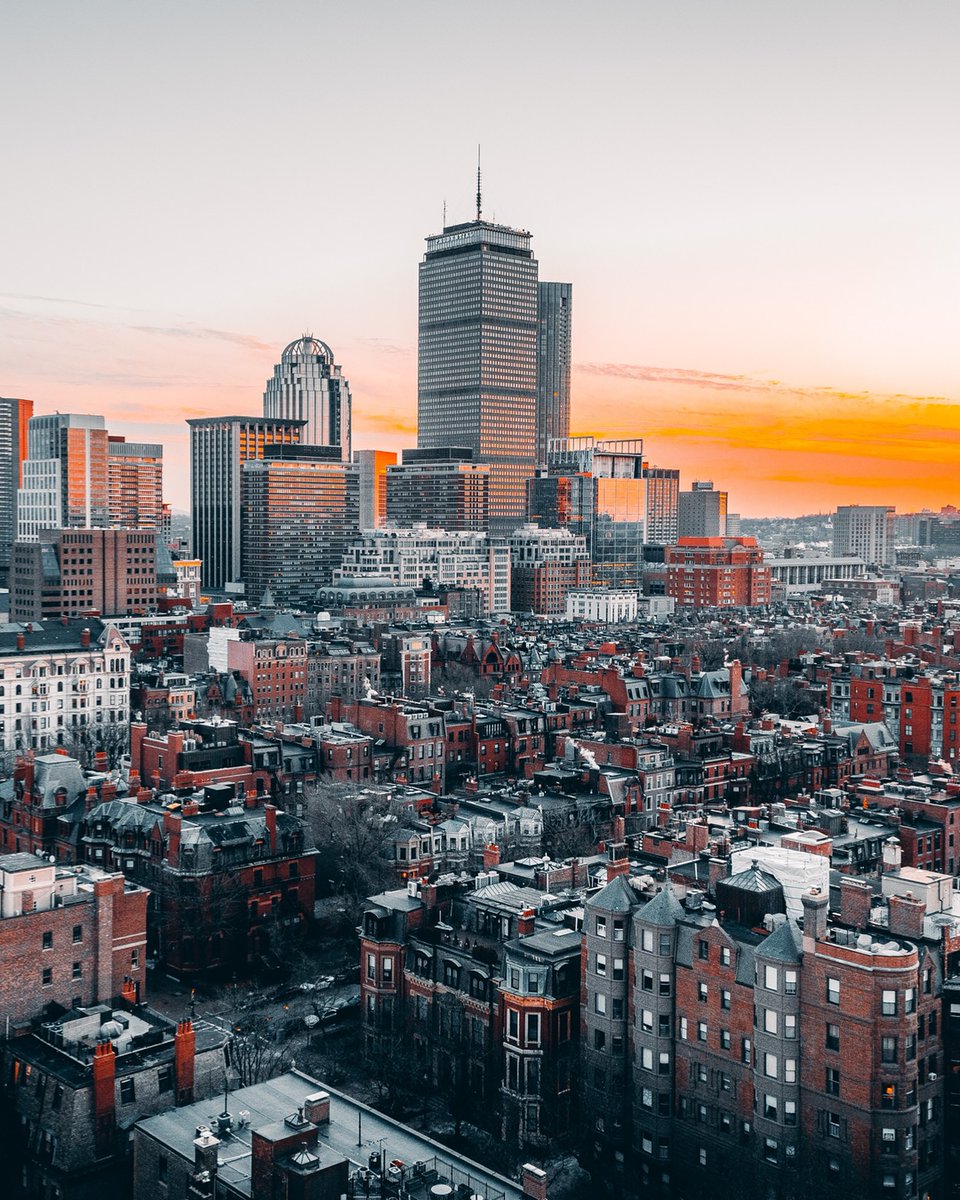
[
  {"xmin": 521, "ymin": 1164, "xmax": 548, "ymax": 1200},
  {"xmin": 483, "ymin": 843, "xmax": 500, "ymax": 870},
  {"xmin": 801, "ymin": 889, "xmax": 829, "ymax": 951},
  {"xmin": 92, "ymin": 1040, "xmax": 117, "ymax": 1154},
  {"xmin": 882, "ymin": 837, "xmax": 902, "ymax": 874},
  {"xmin": 194, "ymin": 1128, "xmax": 220, "ymax": 1176},
  {"xmin": 838, "ymin": 876, "xmax": 873, "ymax": 929},
  {"xmin": 303, "ymin": 1092, "xmax": 330, "ymax": 1125},
  {"xmin": 888, "ymin": 892, "xmax": 926, "ymax": 940},
  {"xmin": 164, "ymin": 810, "xmax": 182, "ymax": 865},
  {"xmin": 16, "ymin": 631, "xmax": 25, "ymax": 652},
  {"xmin": 265, "ymin": 804, "xmax": 278, "ymax": 854},
  {"xmin": 517, "ymin": 908, "xmax": 536, "ymax": 937},
  {"xmin": 175, "ymin": 1019, "xmax": 196, "ymax": 1104},
  {"xmin": 81, "ymin": 627, "xmax": 91, "ymax": 648},
  {"xmin": 822, "ymin": 716, "xmax": 832, "ymax": 736},
  {"xmin": 708, "ymin": 855, "xmax": 729, "ymax": 897}
]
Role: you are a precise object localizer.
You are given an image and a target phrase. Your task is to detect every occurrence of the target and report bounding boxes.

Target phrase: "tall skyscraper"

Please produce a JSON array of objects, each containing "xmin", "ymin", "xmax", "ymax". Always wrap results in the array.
[
  {"xmin": 107, "ymin": 436, "xmax": 164, "ymax": 530},
  {"xmin": 678, "ymin": 480, "xmax": 728, "ymax": 539},
  {"xmin": 263, "ymin": 335, "xmax": 352, "ymax": 460},
  {"xmin": 353, "ymin": 449, "xmax": 396, "ymax": 529},
  {"xmin": 188, "ymin": 415, "xmax": 304, "ymax": 591},
  {"xmin": 536, "ymin": 281, "xmax": 572, "ymax": 465},
  {"xmin": 17, "ymin": 413, "xmax": 109, "ymax": 540},
  {"xmin": 386, "ymin": 448, "xmax": 490, "ymax": 532},
  {"xmin": 418, "ymin": 213, "xmax": 539, "ymax": 530},
  {"xmin": 643, "ymin": 466, "xmax": 680, "ymax": 545},
  {"xmin": 0, "ymin": 397, "xmax": 33, "ymax": 580},
  {"xmin": 833, "ymin": 504, "xmax": 896, "ymax": 567},
  {"xmin": 241, "ymin": 444, "xmax": 360, "ymax": 608}
]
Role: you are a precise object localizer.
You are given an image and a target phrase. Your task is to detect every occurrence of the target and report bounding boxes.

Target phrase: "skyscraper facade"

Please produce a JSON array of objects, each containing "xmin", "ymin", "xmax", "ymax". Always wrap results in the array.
[
  {"xmin": 418, "ymin": 219, "xmax": 539, "ymax": 530},
  {"xmin": 353, "ymin": 449, "xmax": 396, "ymax": 529},
  {"xmin": 17, "ymin": 413, "xmax": 109, "ymax": 540},
  {"xmin": 263, "ymin": 336, "xmax": 352, "ymax": 460},
  {"xmin": 536, "ymin": 282, "xmax": 572, "ymax": 465},
  {"xmin": 643, "ymin": 466, "xmax": 681, "ymax": 545},
  {"xmin": 833, "ymin": 504, "xmax": 896, "ymax": 567},
  {"xmin": 241, "ymin": 444, "xmax": 360, "ymax": 608},
  {"xmin": 188, "ymin": 415, "xmax": 304, "ymax": 591},
  {"xmin": 107, "ymin": 436, "xmax": 165, "ymax": 531},
  {"xmin": 386, "ymin": 448, "xmax": 490, "ymax": 532},
  {"xmin": 678, "ymin": 480, "xmax": 728, "ymax": 539},
  {"xmin": 0, "ymin": 397, "xmax": 33, "ymax": 580}
]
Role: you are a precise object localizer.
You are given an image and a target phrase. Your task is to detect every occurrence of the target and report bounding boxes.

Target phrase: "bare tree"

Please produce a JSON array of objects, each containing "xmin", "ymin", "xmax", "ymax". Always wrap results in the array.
[{"xmin": 229, "ymin": 1013, "xmax": 293, "ymax": 1087}]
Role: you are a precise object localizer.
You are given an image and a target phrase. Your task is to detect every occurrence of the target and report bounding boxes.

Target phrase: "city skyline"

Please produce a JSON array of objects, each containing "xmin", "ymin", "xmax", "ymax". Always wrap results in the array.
[{"xmin": 2, "ymin": 1, "xmax": 958, "ymax": 517}]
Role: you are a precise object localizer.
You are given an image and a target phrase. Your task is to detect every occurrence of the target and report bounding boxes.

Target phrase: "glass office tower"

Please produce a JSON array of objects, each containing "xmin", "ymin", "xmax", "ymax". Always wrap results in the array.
[
  {"xmin": 418, "ymin": 220, "xmax": 539, "ymax": 530},
  {"xmin": 536, "ymin": 282, "xmax": 572, "ymax": 465}
]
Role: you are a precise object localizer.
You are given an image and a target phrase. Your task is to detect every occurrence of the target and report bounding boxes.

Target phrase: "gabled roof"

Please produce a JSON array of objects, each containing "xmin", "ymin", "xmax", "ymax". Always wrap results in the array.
[
  {"xmin": 635, "ymin": 884, "xmax": 684, "ymax": 927},
  {"xmin": 586, "ymin": 873, "xmax": 637, "ymax": 914}
]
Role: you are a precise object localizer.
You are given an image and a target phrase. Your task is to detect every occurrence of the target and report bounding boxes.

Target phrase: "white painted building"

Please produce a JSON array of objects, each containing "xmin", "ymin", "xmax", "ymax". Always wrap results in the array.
[{"xmin": 565, "ymin": 588, "xmax": 639, "ymax": 623}]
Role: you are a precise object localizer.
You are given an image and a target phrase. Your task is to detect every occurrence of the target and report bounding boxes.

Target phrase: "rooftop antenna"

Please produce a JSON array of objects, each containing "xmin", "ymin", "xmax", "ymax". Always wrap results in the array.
[
  {"xmin": 476, "ymin": 144, "xmax": 482, "ymax": 222},
  {"xmin": 442, "ymin": 197, "xmax": 447, "ymax": 228}
]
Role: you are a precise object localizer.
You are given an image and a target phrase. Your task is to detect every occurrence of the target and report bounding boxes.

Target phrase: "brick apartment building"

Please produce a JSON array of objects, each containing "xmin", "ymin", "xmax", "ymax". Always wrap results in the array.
[
  {"xmin": 665, "ymin": 537, "xmax": 772, "ymax": 609},
  {"xmin": 0, "ymin": 853, "xmax": 148, "ymax": 1031},
  {"xmin": 81, "ymin": 790, "xmax": 316, "ymax": 980},
  {"xmin": 226, "ymin": 636, "xmax": 308, "ymax": 721},
  {"xmin": 11, "ymin": 528, "xmax": 161, "ymax": 621}
]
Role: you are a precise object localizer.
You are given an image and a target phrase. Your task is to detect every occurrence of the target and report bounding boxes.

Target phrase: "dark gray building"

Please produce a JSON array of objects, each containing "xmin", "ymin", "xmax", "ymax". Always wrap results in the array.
[
  {"xmin": 536, "ymin": 281, "xmax": 572, "ymax": 465},
  {"xmin": 0, "ymin": 397, "xmax": 31, "ymax": 582},
  {"xmin": 678, "ymin": 480, "xmax": 727, "ymax": 539},
  {"xmin": 418, "ymin": 218, "xmax": 540, "ymax": 531},
  {"xmin": 386, "ymin": 447, "xmax": 490, "ymax": 531},
  {"xmin": 188, "ymin": 415, "xmax": 303, "ymax": 592}
]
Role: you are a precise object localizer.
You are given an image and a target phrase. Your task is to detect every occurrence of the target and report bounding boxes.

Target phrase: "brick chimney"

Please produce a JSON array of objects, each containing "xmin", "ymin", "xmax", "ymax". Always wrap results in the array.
[
  {"xmin": 517, "ymin": 908, "xmax": 536, "ymax": 937},
  {"xmin": 265, "ymin": 804, "xmax": 278, "ymax": 854},
  {"xmin": 302, "ymin": 1092, "xmax": 330, "ymax": 1125},
  {"xmin": 521, "ymin": 1164, "xmax": 548, "ymax": 1200},
  {"xmin": 92, "ymin": 1040, "xmax": 117, "ymax": 1154},
  {"xmin": 16, "ymin": 631, "xmax": 25, "ymax": 652},
  {"xmin": 81, "ymin": 627, "xmax": 91, "ymax": 648},
  {"xmin": 194, "ymin": 1128, "xmax": 220, "ymax": 1176},
  {"xmin": 801, "ymin": 889, "xmax": 829, "ymax": 952},
  {"xmin": 174, "ymin": 1019, "xmax": 196, "ymax": 1104},
  {"xmin": 838, "ymin": 876, "xmax": 873, "ymax": 929},
  {"xmin": 888, "ymin": 892, "xmax": 926, "ymax": 940},
  {"xmin": 164, "ymin": 810, "xmax": 182, "ymax": 865},
  {"xmin": 483, "ymin": 843, "xmax": 500, "ymax": 871},
  {"xmin": 708, "ymin": 855, "xmax": 729, "ymax": 896}
]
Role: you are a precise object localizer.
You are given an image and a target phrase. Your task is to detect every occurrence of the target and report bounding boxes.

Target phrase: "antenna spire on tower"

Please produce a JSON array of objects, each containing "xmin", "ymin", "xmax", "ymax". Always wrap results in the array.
[{"xmin": 476, "ymin": 144, "xmax": 482, "ymax": 222}]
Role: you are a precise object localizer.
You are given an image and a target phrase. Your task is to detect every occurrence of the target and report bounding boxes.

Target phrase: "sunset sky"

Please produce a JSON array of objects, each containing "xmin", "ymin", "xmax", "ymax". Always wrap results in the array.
[{"xmin": 2, "ymin": 1, "xmax": 958, "ymax": 516}]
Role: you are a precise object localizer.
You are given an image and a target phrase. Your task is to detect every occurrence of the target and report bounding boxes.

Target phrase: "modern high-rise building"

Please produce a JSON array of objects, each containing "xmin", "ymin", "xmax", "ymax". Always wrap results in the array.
[
  {"xmin": 678, "ymin": 480, "xmax": 728, "ymax": 539},
  {"xmin": 0, "ymin": 397, "xmax": 32, "ymax": 580},
  {"xmin": 240, "ymin": 444, "xmax": 360, "ymax": 608},
  {"xmin": 263, "ymin": 335, "xmax": 352, "ymax": 459},
  {"xmin": 17, "ymin": 413, "xmax": 109, "ymax": 540},
  {"xmin": 643, "ymin": 466, "xmax": 681, "ymax": 545},
  {"xmin": 386, "ymin": 448, "xmax": 490, "ymax": 532},
  {"xmin": 418, "ymin": 217, "xmax": 539, "ymax": 530},
  {"xmin": 353, "ymin": 448, "xmax": 397, "ymax": 529},
  {"xmin": 536, "ymin": 281, "xmax": 572, "ymax": 465},
  {"xmin": 528, "ymin": 437, "xmax": 647, "ymax": 589},
  {"xmin": 187, "ymin": 415, "xmax": 304, "ymax": 591},
  {"xmin": 107, "ymin": 436, "xmax": 164, "ymax": 530},
  {"xmin": 833, "ymin": 504, "xmax": 896, "ymax": 567}
]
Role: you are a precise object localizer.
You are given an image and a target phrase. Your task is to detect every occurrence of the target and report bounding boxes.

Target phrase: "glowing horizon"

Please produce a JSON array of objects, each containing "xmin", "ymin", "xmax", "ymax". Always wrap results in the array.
[{"xmin": 2, "ymin": 1, "xmax": 958, "ymax": 518}]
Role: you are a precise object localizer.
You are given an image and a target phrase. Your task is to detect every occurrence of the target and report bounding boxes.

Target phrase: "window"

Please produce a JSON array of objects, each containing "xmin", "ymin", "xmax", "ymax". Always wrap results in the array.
[
  {"xmin": 659, "ymin": 974, "xmax": 671, "ymax": 997},
  {"xmin": 881, "ymin": 1082, "xmax": 897, "ymax": 1109},
  {"xmin": 595, "ymin": 994, "xmax": 607, "ymax": 1016},
  {"xmin": 641, "ymin": 1046, "xmax": 653, "ymax": 1070},
  {"xmin": 741, "ymin": 1038, "xmax": 752, "ymax": 1065},
  {"xmin": 42, "ymin": 931, "xmax": 52, "ymax": 951},
  {"xmin": 827, "ymin": 1111, "xmax": 841, "ymax": 1138},
  {"xmin": 721, "ymin": 989, "xmax": 731, "ymax": 1011},
  {"xmin": 641, "ymin": 970, "xmax": 654, "ymax": 992},
  {"xmin": 366, "ymin": 952, "xmax": 376, "ymax": 981},
  {"xmin": 827, "ymin": 977, "xmax": 840, "ymax": 1005},
  {"xmin": 658, "ymin": 1051, "xmax": 670, "ymax": 1075},
  {"xmin": 826, "ymin": 1023, "xmax": 840, "ymax": 1051},
  {"xmin": 71, "ymin": 962, "xmax": 81, "ymax": 981},
  {"xmin": 697, "ymin": 1022, "xmax": 707, "ymax": 1043},
  {"xmin": 763, "ymin": 1009, "xmax": 778, "ymax": 1035},
  {"xmin": 764, "ymin": 1094, "xmax": 778, "ymax": 1121},
  {"xmin": 698, "ymin": 982, "xmax": 708, "ymax": 1002},
  {"xmin": 764, "ymin": 1053, "xmax": 778, "ymax": 1079},
  {"xmin": 613, "ymin": 958, "xmax": 624, "ymax": 980},
  {"xmin": 698, "ymin": 939, "xmax": 709, "ymax": 961},
  {"xmin": 826, "ymin": 1068, "xmax": 840, "ymax": 1097},
  {"xmin": 678, "ymin": 1016, "xmax": 687, "ymax": 1040},
  {"xmin": 613, "ymin": 920, "xmax": 625, "ymax": 941},
  {"xmin": 382, "ymin": 957, "xmax": 393, "ymax": 984},
  {"xmin": 594, "ymin": 1029, "xmax": 606, "ymax": 1052},
  {"xmin": 720, "ymin": 1029, "xmax": 731, "ymax": 1050},
  {"xmin": 905, "ymin": 988, "xmax": 916, "ymax": 1014},
  {"xmin": 784, "ymin": 1100, "xmax": 797, "ymax": 1126},
  {"xmin": 881, "ymin": 989, "xmax": 897, "ymax": 1016},
  {"xmin": 508, "ymin": 1009, "xmax": 519, "ymax": 1042},
  {"xmin": 595, "ymin": 954, "xmax": 607, "ymax": 976},
  {"xmin": 119, "ymin": 1078, "xmax": 136, "ymax": 1105},
  {"xmin": 158, "ymin": 1066, "xmax": 173, "ymax": 1093},
  {"xmin": 784, "ymin": 1058, "xmax": 796, "ymax": 1084},
  {"xmin": 784, "ymin": 969, "xmax": 797, "ymax": 995},
  {"xmin": 784, "ymin": 1014, "xmax": 797, "ymax": 1040},
  {"xmin": 881, "ymin": 1036, "xmax": 897, "ymax": 1064},
  {"xmin": 526, "ymin": 1013, "xmax": 540, "ymax": 1045},
  {"xmin": 596, "ymin": 916, "xmax": 607, "ymax": 938},
  {"xmin": 72, "ymin": 925, "xmax": 82, "ymax": 944},
  {"xmin": 659, "ymin": 933, "xmax": 671, "ymax": 954},
  {"xmin": 764, "ymin": 965, "xmax": 778, "ymax": 991},
  {"xmin": 41, "ymin": 967, "xmax": 52, "ymax": 987},
  {"xmin": 641, "ymin": 928, "xmax": 653, "ymax": 952},
  {"xmin": 721, "ymin": 947, "xmax": 731, "ymax": 966}
]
